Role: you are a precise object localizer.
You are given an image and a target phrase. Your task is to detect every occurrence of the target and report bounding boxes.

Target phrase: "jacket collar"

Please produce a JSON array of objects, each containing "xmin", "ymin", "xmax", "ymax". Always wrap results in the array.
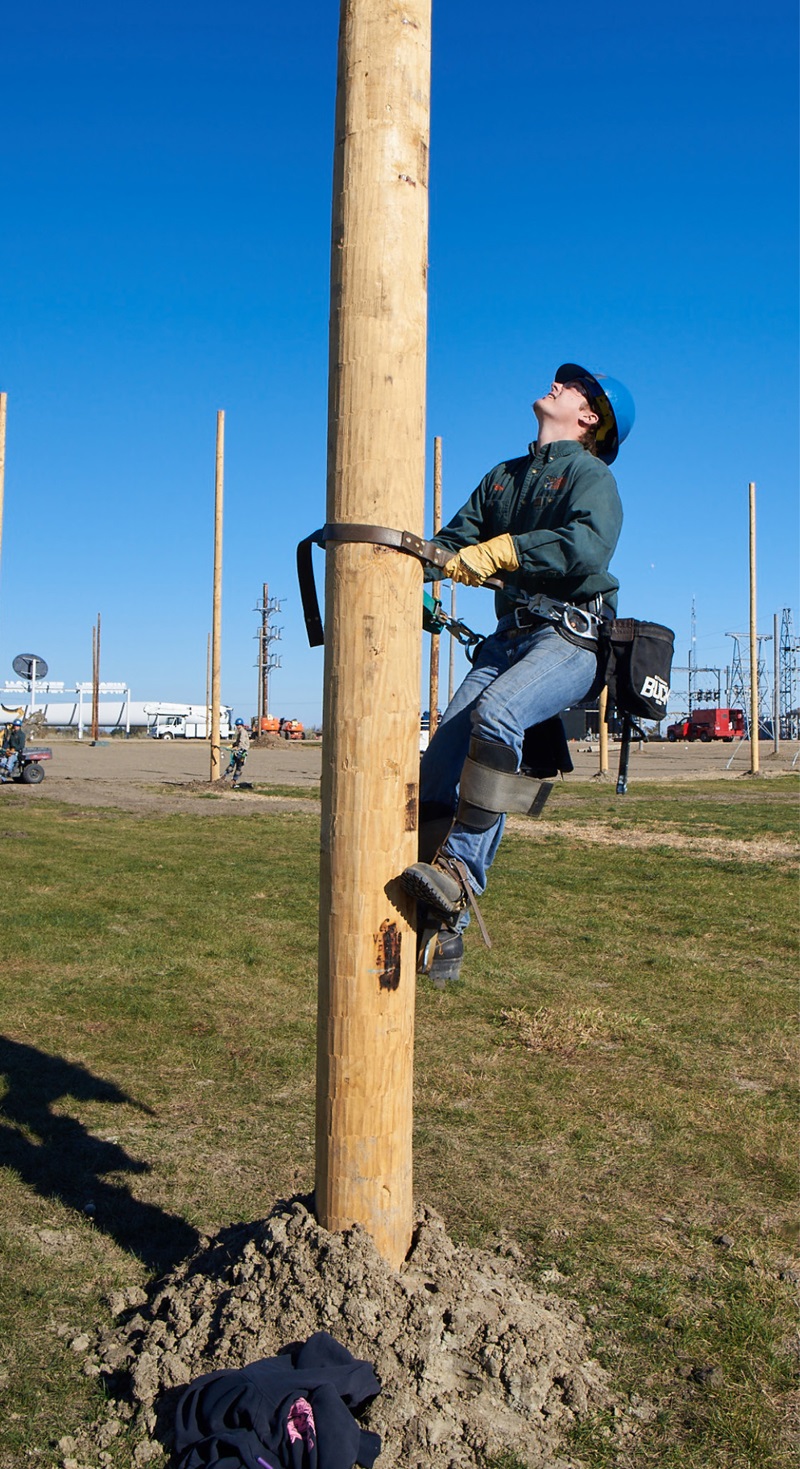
[{"xmin": 528, "ymin": 439, "xmax": 585, "ymax": 464}]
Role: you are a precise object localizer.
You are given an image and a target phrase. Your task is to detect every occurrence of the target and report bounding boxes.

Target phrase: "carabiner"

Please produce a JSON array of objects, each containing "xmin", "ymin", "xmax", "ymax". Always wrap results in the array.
[{"xmin": 562, "ymin": 605, "xmax": 595, "ymax": 640}]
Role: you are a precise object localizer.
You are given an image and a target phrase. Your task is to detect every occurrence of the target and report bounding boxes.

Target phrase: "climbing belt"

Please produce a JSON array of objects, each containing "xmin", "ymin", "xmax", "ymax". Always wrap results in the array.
[
  {"xmin": 297, "ymin": 521, "xmax": 492, "ymax": 656},
  {"xmin": 296, "ymin": 522, "xmax": 451, "ymax": 648}
]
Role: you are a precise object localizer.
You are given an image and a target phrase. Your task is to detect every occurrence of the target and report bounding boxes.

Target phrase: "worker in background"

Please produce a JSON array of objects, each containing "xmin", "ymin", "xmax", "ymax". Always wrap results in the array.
[
  {"xmin": 400, "ymin": 363, "xmax": 634, "ymax": 984},
  {"xmin": 224, "ymin": 717, "xmax": 250, "ymax": 787},
  {"xmin": 0, "ymin": 719, "xmax": 26, "ymax": 781}
]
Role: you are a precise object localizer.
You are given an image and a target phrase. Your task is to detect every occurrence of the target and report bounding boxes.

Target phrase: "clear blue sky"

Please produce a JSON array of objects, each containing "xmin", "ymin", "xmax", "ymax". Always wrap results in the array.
[{"xmin": 1, "ymin": 0, "xmax": 797, "ymax": 724}]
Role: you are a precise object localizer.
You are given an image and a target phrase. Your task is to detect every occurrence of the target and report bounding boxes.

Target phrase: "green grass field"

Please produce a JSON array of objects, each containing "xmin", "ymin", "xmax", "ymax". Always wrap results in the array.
[{"xmin": 0, "ymin": 778, "xmax": 797, "ymax": 1467}]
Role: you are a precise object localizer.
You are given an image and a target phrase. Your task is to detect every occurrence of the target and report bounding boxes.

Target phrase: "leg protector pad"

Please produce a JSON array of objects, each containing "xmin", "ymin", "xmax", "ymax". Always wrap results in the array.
[{"xmin": 457, "ymin": 736, "xmax": 553, "ymax": 830}]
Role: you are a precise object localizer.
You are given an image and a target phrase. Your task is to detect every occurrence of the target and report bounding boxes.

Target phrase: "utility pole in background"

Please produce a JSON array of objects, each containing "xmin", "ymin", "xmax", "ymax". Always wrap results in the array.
[
  {"xmin": 316, "ymin": 0, "xmax": 432, "ymax": 1268},
  {"xmin": 598, "ymin": 685, "xmax": 609, "ymax": 776},
  {"xmin": 254, "ymin": 583, "xmax": 283, "ymax": 727},
  {"xmin": 748, "ymin": 482, "xmax": 759, "ymax": 774},
  {"xmin": 210, "ymin": 411, "xmax": 224, "ymax": 779},
  {"xmin": 91, "ymin": 613, "xmax": 101, "ymax": 742},
  {"xmin": 688, "ymin": 596, "xmax": 697, "ymax": 711}
]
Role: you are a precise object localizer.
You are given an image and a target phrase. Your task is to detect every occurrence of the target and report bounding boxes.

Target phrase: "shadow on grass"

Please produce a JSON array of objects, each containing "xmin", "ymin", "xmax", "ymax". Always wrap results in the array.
[{"xmin": 0, "ymin": 1036, "xmax": 199, "ymax": 1274}]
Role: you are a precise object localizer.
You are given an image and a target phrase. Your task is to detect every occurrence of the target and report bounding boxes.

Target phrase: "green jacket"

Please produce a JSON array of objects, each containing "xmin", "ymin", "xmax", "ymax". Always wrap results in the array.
[
  {"xmin": 430, "ymin": 439, "xmax": 623, "ymax": 620},
  {"xmin": 2, "ymin": 725, "xmax": 25, "ymax": 756}
]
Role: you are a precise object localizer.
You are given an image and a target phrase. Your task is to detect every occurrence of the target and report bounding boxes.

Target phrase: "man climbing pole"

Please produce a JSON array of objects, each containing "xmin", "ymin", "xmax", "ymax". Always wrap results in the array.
[
  {"xmin": 224, "ymin": 718, "xmax": 250, "ymax": 787},
  {"xmin": 400, "ymin": 362, "xmax": 635, "ymax": 984}
]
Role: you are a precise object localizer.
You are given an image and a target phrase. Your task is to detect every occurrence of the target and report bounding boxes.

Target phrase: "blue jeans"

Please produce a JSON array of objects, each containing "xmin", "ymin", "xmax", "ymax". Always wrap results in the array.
[{"xmin": 420, "ymin": 623, "xmax": 597, "ymax": 901}]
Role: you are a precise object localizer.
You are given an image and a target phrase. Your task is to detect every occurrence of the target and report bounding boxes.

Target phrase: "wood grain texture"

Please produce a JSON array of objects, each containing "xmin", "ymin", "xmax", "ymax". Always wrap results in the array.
[{"xmin": 316, "ymin": 0, "xmax": 432, "ymax": 1267}]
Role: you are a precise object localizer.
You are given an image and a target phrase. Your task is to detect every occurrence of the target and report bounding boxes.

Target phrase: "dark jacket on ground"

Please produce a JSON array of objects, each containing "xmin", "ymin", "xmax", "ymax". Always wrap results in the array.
[
  {"xmin": 430, "ymin": 438, "xmax": 623, "ymax": 617},
  {"xmin": 174, "ymin": 1331, "xmax": 382, "ymax": 1469}
]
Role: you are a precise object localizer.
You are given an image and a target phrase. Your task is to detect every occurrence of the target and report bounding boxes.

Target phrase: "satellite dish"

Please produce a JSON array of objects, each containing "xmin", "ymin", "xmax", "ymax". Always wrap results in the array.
[{"xmin": 12, "ymin": 654, "xmax": 48, "ymax": 681}]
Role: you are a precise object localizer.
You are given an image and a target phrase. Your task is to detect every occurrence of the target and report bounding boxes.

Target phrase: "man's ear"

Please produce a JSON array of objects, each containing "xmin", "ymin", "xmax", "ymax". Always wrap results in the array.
[{"xmin": 578, "ymin": 405, "xmax": 599, "ymax": 427}]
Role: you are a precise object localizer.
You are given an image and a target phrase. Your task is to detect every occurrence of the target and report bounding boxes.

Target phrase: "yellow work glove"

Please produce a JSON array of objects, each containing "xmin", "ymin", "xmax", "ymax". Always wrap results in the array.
[{"xmin": 442, "ymin": 533, "xmax": 520, "ymax": 587}]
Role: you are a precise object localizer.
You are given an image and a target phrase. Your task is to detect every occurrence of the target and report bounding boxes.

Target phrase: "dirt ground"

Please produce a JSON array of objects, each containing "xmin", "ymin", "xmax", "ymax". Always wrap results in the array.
[
  {"xmin": 5, "ymin": 733, "xmax": 798, "ymax": 818},
  {"xmin": 3, "ymin": 735, "xmax": 324, "ymax": 815},
  {"xmin": 93, "ymin": 1199, "xmax": 610, "ymax": 1469}
]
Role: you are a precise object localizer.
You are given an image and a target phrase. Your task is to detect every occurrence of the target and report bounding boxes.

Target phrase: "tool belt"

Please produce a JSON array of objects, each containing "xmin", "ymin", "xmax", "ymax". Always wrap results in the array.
[{"xmin": 495, "ymin": 593, "xmax": 610, "ymax": 647}]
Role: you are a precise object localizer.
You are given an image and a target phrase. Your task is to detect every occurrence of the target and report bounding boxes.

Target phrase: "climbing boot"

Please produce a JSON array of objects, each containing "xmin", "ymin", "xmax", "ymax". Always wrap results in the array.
[{"xmin": 399, "ymin": 855, "xmax": 470, "ymax": 926}]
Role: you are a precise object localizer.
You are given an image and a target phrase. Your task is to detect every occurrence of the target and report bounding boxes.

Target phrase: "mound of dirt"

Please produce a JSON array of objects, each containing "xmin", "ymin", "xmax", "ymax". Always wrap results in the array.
[{"xmin": 92, "ymin": 1197, "xmax": 608, "ymax": 1468}]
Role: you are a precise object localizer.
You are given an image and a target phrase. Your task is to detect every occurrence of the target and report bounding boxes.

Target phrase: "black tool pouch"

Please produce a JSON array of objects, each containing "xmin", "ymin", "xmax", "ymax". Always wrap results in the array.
[
  {"xmin": 603, "ymin": 619, "xmax": 674, "ymax": 721},
  {"xmin": 600, "ymin": 619, "xmax": 675, "ymax": 792}
]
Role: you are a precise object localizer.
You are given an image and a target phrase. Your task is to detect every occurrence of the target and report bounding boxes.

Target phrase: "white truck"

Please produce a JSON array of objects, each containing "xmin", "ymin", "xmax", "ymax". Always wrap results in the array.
[{"xmin": 145, "ymin": 704, "xmax": 233, "ymax": 741}]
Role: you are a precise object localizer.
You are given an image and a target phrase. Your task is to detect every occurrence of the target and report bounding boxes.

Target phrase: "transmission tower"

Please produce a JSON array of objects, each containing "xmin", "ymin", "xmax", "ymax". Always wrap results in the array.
[
  {"xmin": 728, "ymin": 635, "xmax": 745, "ymax": 712},
  {"xmin": 779, "ymin": 608, "xmax": 799, "ymax": 739},
  {"xmin": 254, "ymin": 583, "xmax": 283, "ymax": 726},
  {"xmin": 726, "ymin": 632, "xmax": 772, "ymax": 735}
]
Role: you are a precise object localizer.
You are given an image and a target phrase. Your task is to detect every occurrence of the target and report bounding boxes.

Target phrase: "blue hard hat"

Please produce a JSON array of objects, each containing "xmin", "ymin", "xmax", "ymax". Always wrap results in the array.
[
  {"xmin": 556, "ymin": 363, "xmax": 635, "ymax": 465},
  {"xmin": 235, "ymin": 717, "xmax": 245, "ymax": 725}
]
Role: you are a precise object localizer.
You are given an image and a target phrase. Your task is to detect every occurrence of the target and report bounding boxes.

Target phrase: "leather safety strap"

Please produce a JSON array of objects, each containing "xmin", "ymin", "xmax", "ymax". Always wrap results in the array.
[
  {"xmin": 442, "ymin": 856, "xmax": 492, "ymax": 950},
  {"xmin": 457, "ymin": 757, "xmax": 553, "ymax": 828},
  {"xmin": 297, "ymin": 523, "xmax": 451, "ymax": 648}
]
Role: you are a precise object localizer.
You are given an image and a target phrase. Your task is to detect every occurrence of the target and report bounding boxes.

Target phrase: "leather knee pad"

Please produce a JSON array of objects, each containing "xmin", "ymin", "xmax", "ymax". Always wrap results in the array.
[{"xmin": 457, "ymin": 736, "xmax": 551, "ymax": 830}]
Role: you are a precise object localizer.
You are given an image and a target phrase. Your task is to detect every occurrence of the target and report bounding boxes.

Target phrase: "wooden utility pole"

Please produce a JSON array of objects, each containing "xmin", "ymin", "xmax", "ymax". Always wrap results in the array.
[
  {"xmin": 91, "ymin": 614, "xmax": 101, "ymax": 741},
  {"xmin": 210, "ymin": 412, "xmax": 224, "ymax": 779},
  {"xmin": 316, "ymin": 0, "xmax": 431, "ymax": 1268},
  {"xmin": 598, "ymin": 685, "xmax": 609, "ymax": 774},
  {"xmin": 749, "ymin": 482, "xmax": 759, "ymax": 774},
  {"xmin": 428, "ymin": 436, "xmax": 443, "ymax": 736}
]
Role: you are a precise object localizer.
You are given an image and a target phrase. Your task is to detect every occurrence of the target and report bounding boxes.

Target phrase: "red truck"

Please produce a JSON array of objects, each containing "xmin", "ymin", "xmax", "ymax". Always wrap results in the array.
[{"xmin": 666, "ymin": 707, "xmax": 745, "ymax": 743}]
